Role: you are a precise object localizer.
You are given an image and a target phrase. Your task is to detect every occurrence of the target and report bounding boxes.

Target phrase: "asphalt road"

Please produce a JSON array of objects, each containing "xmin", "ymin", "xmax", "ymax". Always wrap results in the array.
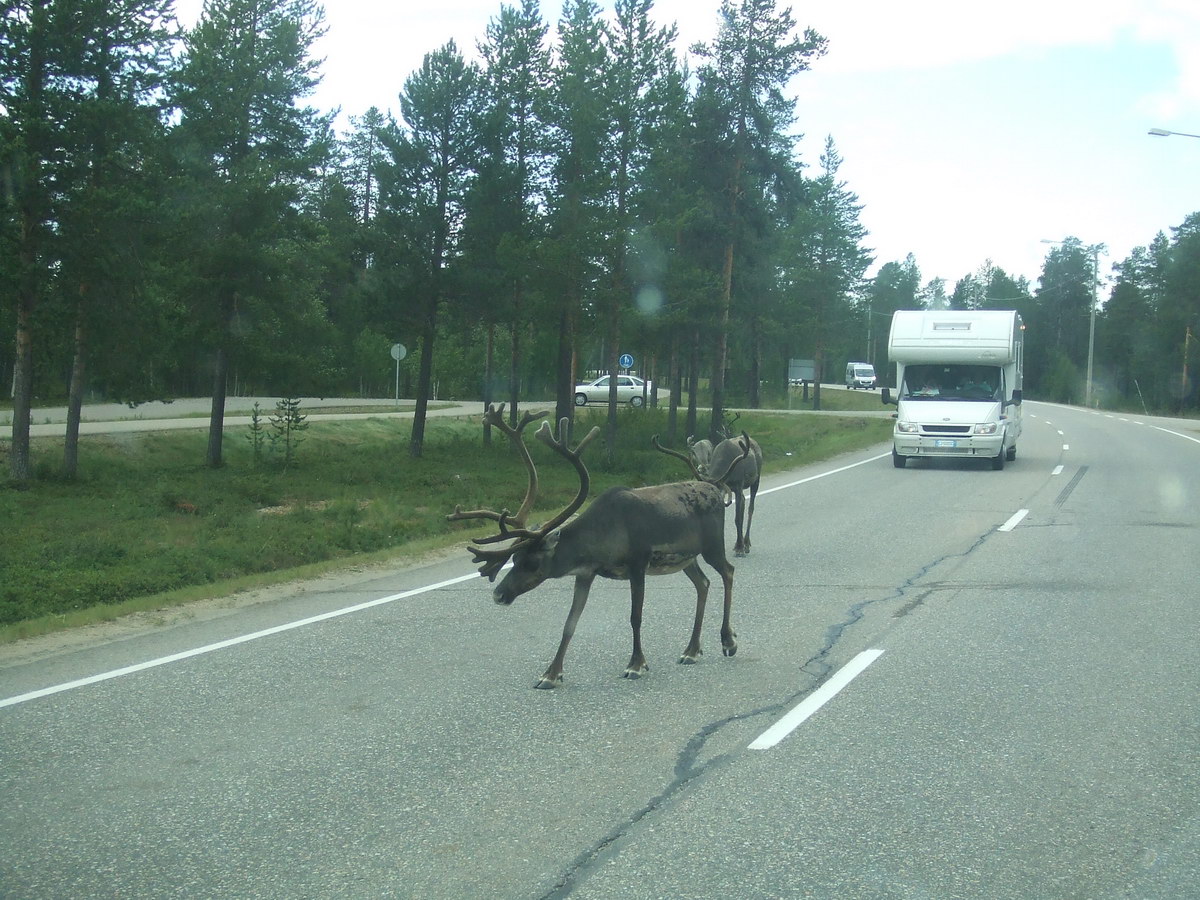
[{"xmin": 2, "ymin": 401, "xmax": 1198, "ymax": 898}]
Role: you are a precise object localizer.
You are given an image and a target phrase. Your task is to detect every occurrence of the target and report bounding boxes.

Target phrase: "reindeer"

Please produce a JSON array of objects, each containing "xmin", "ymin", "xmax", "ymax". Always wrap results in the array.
[
  {"xmin": 449, "ymin": 404, "xmax": 746, "ymax": 689},
  {"xmin": 671, "ymin": 427, "xmax": 762, "ymax": 557}
]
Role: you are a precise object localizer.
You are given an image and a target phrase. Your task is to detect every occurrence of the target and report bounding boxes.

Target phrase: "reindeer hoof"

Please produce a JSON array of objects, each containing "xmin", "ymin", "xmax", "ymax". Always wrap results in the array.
[
  {"xmin": 534, "ymin": 674, "xmax": 562, "ymax": 689},
  {"xmin": 722, "ymin": 644, "xmax": 738, "ymax": 657},
  {"xmin": 622, "ymin": 664, "xmax": 649, "ymax": 679},
  {"xmin": 734, "ymin": 547, "xmax": 748, "ymax": 557},
  {"xmin": 678, "ymin": 648, "xmax": 701, "ymax": 665}
]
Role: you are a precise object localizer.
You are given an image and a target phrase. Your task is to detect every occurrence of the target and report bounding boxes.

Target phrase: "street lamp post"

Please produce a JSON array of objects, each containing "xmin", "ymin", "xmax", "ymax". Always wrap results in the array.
[{"xmin": 1148, "ymin": 127, "xmax": 1200, "ymax": 139}]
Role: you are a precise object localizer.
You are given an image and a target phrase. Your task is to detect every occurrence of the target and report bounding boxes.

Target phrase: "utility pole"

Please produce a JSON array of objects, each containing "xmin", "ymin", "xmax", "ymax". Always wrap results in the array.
[
  {"xmin": 1184, "ymin": 325, "xmax": 1194, "ymax": 415},
  {"xmin": 1086, "ymin": 245, "xmax": 1099, "ymax": 408}
]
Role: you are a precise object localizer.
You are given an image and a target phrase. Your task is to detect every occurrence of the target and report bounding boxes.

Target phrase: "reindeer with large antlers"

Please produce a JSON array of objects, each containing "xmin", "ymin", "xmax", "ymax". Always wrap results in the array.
[{"xmin": 449, "ymin": 404, "xmax": 745, "ymax": 689}]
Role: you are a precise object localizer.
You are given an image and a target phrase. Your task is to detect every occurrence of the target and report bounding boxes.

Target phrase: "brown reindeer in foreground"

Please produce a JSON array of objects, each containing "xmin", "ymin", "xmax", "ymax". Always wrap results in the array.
[
  {"xmin": 449, "ymin": 404, "xmax": 745, "ymax": 689},
  {"xmin": 673, "ymin": 429, "xmax": 762, "ymax": 557}
]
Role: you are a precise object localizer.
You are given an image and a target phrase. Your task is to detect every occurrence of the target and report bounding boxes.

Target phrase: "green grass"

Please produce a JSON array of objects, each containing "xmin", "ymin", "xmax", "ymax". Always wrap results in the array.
[
  {"xmin": 1, "ymin": 406, "xmax": 891, "ymax": 641},
  {"xmin": 776, "ymin": 384, "xmax": 891, "ymax": 412}
]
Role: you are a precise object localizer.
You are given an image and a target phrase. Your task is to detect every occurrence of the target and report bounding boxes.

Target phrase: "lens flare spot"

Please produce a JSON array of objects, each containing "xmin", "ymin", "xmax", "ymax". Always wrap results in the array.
[
  {"xmin": 636, "ymin": 285, "xmax": 664, "ymax": 315},
  {"xmin": 1157, "ymin": 475, "xmax": 1187, "ymax": 512}
]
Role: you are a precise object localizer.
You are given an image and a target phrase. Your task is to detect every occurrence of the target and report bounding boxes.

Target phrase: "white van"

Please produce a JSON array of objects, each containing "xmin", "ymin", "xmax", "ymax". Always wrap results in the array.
[
  {"xmin": 845, "ymin": 362, "xmax": 876, "ymax": 389},
  {"xmin": 882, "ymin": 310, "xmax": 1024, "ymax": 469}
]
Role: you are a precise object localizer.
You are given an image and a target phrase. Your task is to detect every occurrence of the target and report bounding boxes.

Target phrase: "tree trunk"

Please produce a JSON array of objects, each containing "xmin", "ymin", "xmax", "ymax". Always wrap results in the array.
[
  {"xmin": 483, "ymin": 321, "xmax": 495, "ymax": 447},
  {"xmin": 748, "ymin": 313, "xmax": 761, "ymax": 408},
  {"xmin": 64, "ymin": 287, "xmax": 89, "ymax": 478},
  {"xmin": 686, "ymin": 325, "xmax": 700, "ymax": 441},
  {"xmin": 667, "ymin": 334, "xmax": 680, "ymax": 444},
  {"xmin": 206, "ymin": 293, "xmax": 235, "ymax": 468},
  {"xmin": 206, "ymin": 343, "xmax": 229, "ymax": 468},
  {"xmin": 9, "ymin": 287, "xmax": 34, "ymax": 483},
  {"xmin": 710, "ymin": 240, "xmax": 734, "ymax": 442},
  {"xmin": 555, "ymin": 299, "xmax": 575, "ymax": 427},
  {"xmin": 409, "ymin": 299, "xmax": 437, "ymax": 458},
  {"xmin": 507, "ymin": 300, "xmax": 521, "ymax": 428},
  {"xmin": 604, "ymin": 296, "xmax": 621, "ymax": 470},
  {"xmin": 812, "ymin": 347, "xmax": 823, "ymax": 411}
]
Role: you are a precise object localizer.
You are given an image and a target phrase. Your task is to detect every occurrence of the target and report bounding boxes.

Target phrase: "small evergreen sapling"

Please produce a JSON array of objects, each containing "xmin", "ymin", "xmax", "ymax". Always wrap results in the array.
[{"xmin": 269, "ymin": 398, "xmax": 308, "ymax": 470}]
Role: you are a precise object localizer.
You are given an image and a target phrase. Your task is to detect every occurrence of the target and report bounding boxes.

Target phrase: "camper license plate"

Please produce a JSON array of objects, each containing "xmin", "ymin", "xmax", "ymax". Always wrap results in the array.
[{"xmin": 935, "ymin": 439, "xmax": 958, "ymax": 448}]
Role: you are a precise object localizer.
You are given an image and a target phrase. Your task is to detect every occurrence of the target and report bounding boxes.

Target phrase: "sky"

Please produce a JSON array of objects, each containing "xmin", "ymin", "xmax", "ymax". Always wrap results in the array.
[{"xmin": 179, "ymin": 0, "xmax": 1200, "ymax": 293}]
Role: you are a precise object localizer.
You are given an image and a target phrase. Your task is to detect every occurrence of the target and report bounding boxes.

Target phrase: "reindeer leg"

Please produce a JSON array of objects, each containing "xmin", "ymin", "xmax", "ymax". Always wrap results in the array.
[
  {"xmin": 536, "ymin": 574, "xmax": 594, "ymax": 689},
  {"xmin": 699, "ymin": 551, "xmax": 737, "ymax": 658},
  {"xmin": 718, "ymin": 562, "xmax": 737, "ymax": 657},
  {"xmin": 678, "ymin": 561, "xmax": 709, "ymax": 664},
  {"xmin": 623, "ymin": 566, "xmax": 650, "ymax": 679},
  {"xmin": 743, "ymin": 480, "xmax": 758, "ymax": 555},
  {"xmin": 732, "ymin": 490, "xmax": 748, "ymax": 556}
]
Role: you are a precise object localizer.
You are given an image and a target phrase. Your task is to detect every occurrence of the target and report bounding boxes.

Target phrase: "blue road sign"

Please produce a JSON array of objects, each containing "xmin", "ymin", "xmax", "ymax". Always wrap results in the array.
[{"xmin": 619, "ymin": 353, "xmax": 634, "ymax": 369}]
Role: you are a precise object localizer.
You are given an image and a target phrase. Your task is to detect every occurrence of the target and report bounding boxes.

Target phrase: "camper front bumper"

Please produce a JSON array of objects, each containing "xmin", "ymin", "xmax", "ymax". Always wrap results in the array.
[{"xmin": 893, "ymin": 422, "xmax": 1003, "ymax": 458}]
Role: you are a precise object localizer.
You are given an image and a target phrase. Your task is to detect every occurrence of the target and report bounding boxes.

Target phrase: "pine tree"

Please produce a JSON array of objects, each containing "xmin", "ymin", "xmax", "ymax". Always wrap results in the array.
[
  {"xmin": 378, "ymin": 41, "xmax": 480, "ymax": 458},
  {"xmin": 692, "ymin": 0, "xmax": 826, "ymax": 439},
  {"xmin": 169, "ymin": 0, "xmax": 329, "ymax": 467}
]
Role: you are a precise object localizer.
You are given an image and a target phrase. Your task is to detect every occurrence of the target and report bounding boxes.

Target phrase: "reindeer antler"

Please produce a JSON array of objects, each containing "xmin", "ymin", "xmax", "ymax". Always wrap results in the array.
[
  {"xmin": 529, "ymin": 418, "xmax": 600, "ymax": 536},
  {"xmin": 447, "ymin": 403, "xmax": 548, "ymax": 529},
  {"xmin": 652, "ymin": 434, "xmax": 702, "ymax": 479},
  {"xmin": 453, "ymin": 410, "xmax": 598, "ymax": 581}
]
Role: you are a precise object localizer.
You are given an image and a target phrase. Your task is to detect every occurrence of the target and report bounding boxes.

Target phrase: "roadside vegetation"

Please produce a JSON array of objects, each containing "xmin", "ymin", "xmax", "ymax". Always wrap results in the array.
[{"xmin": 0, "ymin": 405, "xmax": 891, "ymax": 641}]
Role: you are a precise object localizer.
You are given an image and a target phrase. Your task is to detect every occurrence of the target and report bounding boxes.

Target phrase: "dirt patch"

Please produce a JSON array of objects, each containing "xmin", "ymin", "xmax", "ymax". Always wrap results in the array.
[{"xmin": 256, "ymin": 499, "xmax": 372, "ymax": 516}]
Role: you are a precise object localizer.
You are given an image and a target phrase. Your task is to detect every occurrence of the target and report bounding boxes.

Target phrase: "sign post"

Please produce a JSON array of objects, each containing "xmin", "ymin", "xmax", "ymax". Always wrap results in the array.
[{"xmin": 390, "ymin": 343, "xmax": 407, "ymax": 403}]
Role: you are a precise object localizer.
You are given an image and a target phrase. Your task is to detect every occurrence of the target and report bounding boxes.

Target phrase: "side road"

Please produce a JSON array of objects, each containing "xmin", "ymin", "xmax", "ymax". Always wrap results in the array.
[
  {"xmin": 0, "ymin": 397, "xmax": 499, "ymax": 438},
  {"xmin": 3, "ymin": 388, "xmax": 887, "ymax": 439}
]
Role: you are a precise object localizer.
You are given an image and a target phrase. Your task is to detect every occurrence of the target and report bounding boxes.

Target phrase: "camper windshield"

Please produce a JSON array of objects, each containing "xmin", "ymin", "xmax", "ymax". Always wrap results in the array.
[{"xmin": 901, "ymin": 365, "xmax": 1002, "ymax": 401}]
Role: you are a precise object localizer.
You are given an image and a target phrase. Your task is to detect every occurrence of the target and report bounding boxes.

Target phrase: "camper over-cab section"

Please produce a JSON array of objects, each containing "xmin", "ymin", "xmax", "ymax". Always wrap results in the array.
[{"xmin": 883, "ymin": 310, "xmax": 1024, "ymax": 469}]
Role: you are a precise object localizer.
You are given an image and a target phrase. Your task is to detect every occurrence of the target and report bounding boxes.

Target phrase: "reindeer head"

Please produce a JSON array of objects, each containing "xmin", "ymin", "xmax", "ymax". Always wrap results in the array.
[
  {"xmin": 449, "ymin": 405, "xmax": 599, "ymax": 605},
  {"xmin": 686, "ymin": 435, "xmax": 715, "ymax": 475},
  {"xmin": 653, "ymin": 432, "xmax": 750, "ymax": 504}
]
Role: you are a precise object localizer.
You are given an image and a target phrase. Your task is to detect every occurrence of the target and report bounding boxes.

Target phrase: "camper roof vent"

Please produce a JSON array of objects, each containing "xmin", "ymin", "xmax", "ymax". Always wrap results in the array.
[{"xmin": 932, "ymin": 322, "xmax": 971, "ymax": 331}]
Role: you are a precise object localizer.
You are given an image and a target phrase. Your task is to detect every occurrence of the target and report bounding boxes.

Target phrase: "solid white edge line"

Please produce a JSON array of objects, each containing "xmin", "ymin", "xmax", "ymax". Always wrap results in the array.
[
  {"xmin": 759, "ymin": 452, "xmax": 891, "ymax": 496},
  {"xmin": 998, "ymin": 509, "xmax": 1030, "ymax": 532},
  {"xmin": 1152, "ymin": 425, "xmax": 1200, "ymax": 445},
  {"xmin": 749, "ymin": 648, "xmax": 885, "ymax": 750},
  {"xmin": 0, "ymin": 572, "xmax": 480, "ymax": 709}
]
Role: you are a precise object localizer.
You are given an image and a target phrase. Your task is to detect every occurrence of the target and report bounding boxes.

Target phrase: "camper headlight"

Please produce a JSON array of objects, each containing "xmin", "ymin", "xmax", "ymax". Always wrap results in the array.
[
  {"xmin": 973, "ymin": 422, "xmax": 998, "ymax": 435},
  {"xmin": 896, "ymin": 421, "xmax": 919, "ymax": 434}
]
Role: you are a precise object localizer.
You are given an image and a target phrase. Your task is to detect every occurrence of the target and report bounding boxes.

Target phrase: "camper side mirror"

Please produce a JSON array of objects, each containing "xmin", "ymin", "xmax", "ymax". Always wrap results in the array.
[
  {"xmin": 881, "ymin": 387, "xmax": 897, "ymax": 406},
  {"xmin": 1008, "ymin": 389, "xmax": 1022, "ymax": 407}
]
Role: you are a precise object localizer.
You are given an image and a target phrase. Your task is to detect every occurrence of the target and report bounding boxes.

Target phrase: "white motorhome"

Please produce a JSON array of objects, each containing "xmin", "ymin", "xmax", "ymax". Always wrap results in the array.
[{"xmin": 882, "ymin": 309, "xmax": 1024, "ymax": 469}]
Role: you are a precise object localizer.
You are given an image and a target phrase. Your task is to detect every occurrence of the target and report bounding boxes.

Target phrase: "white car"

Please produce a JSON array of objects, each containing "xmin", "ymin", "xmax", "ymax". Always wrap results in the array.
[{"xmin": 574, "ymin": 375, "xmax": 650, "ymax": 407}]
